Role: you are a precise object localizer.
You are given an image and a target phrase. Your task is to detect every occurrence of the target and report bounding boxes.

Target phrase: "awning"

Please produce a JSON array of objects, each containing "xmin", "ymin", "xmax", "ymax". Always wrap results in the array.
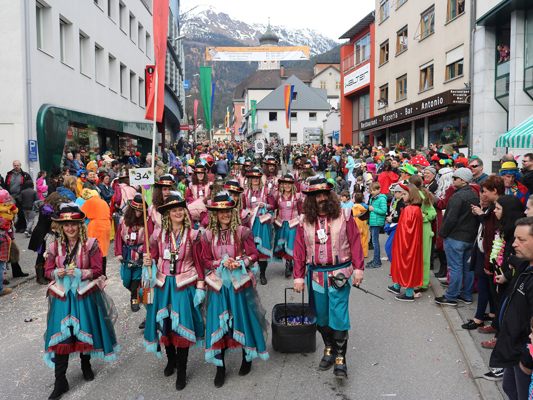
[{"xmin": 496, "ymin": 114, "xmax": 533, "ymax": 148}]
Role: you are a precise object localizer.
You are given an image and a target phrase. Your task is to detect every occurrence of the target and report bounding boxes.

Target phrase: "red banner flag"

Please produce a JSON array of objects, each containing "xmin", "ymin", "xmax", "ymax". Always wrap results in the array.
[
  {"xmin": 284, "ymin": 84, "xmax": 295, "ymax": 128},
  {"xmin": 144, "ymin": 0, "xmax": 169, "ymax": 123}
]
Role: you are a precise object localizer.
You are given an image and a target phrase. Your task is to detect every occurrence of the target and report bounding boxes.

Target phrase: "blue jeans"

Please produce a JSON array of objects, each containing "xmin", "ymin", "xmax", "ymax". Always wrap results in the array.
[
  {"xmin": 443, "ymin": 238, "xmax": 474, "ymax": 301},
  {"xmin": 502, "ymin": 365, "xmax": 530, "ymax": 400},
  {"xmin": 0, "ymin": 261, "xmax": 5, "ymax": 292},
  {"xmin": 370, "ymin": 226, "xmax": 381, "ymax": 265}
]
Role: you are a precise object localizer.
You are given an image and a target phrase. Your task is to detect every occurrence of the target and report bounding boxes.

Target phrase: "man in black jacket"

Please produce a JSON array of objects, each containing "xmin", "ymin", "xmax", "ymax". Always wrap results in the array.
[
  {"xmin": 490, "ymin": 217, "xmax": 533, "ymax": 399},
  {"xmin": 522, "ymin": 153, "xmax": 533, "ymax": 194},
  {"xmin": 4, "ymin": 160, "xmax": 33, "ymax": 232},
  {"xmin": 435, "ymin": 167, "xmax": 479, "ymax": 306}
]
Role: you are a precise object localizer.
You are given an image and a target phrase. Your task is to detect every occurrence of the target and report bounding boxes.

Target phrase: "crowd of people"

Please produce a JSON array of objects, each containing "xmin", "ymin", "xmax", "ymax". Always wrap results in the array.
[{"xmin": 1, "ymin": 140, "xmax": 533, "ymax": 400}]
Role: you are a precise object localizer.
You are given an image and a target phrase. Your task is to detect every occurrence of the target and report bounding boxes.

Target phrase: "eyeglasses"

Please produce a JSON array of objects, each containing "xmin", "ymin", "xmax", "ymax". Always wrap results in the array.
[{"xmin": 469, "ymin": 164, "xmax": 480, "ymax": 169}]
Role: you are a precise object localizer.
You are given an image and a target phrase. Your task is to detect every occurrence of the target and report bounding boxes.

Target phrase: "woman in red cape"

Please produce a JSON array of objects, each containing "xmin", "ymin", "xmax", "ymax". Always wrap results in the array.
[{"xmin": 388, "ymin": 184, "xmax": 423, "ymax": 302}]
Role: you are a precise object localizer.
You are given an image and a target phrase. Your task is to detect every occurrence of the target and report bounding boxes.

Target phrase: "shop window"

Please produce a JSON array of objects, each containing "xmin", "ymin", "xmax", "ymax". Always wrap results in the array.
[
  {"xmin": 396, "ymin": 74, "xmax": 407, "ymax": 101},
  {"xmin": 269, "ymin": 112, "xmax": 278, "ymax": 121},
  {"xmin": 359, "ymin": 93, "xmax": 370, "ymax": 122},
  {"xmin": 445, "ymin": 45, "xmax": 464, "ymax": 81},
  {"xmin": 524, "ymin": 10, "xmax": 533, "ymax": 99},
  {"xmin": 355, "ymin": 33, "xmax": 371, "ymax": 65},
  {"xmin": 379, "ymin": 0, "xmax": 390, "ymax": 23},
  {"xmin": 379, "ymin": 40, "xmax": 389, "ymax": 66},
  {"xmin": 389, "ymin": 123, "xmax": 411, "ymax": 148},
  {"xmin": 415, "ymin": 119, "xmax": 425, "ymax": 149},
  {"xmin": 378, "ymin": 84, "xmax": 388, "ymax": 108},
  {"xmin": 291, "ymin": 112, "xmax": 297, "ymax": 120},
  {"xmin": 79, "ymin": 31, "xmax": 91, "ymax": 77},
  {"xmin": 36, "ymin": 1, "xmax": 52, "ymax": 53},
  {"xmin": 419, "ymin": 6, "xmax": 435, "ymax": 40},
  {"xmin": 428, "ymin": 110, "xmax": 469, "ymax": 146},
  {"xmin": 396, "ymin": 26, "xmax": 408, "ymax": 55},
  {"xmin": 309, "ymin": 112, "xmax": 317, "ymax": 121},
  {"xmin": 447, "ymin": 0, "xmax": 465, "ymax": 21},
  {"xmin": 419, "ymin": 62, "xmax": 434, "ymax": 92},
  {"xmin": 59, "ymin": 16, "xmax": 74, "ymax": 66}
]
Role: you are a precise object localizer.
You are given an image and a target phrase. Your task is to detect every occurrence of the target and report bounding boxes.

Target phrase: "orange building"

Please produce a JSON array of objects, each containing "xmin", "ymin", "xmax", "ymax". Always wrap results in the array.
[{"xmin": 339, "ymin": 12, "xmax": 375, "ymax": 145}]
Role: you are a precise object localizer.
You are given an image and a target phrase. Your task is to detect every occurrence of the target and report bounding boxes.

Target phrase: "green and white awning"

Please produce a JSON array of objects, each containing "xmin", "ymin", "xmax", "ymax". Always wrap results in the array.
[{"xmin": 496, "ymin": 115, "xmax": 533, "ymax": 148}]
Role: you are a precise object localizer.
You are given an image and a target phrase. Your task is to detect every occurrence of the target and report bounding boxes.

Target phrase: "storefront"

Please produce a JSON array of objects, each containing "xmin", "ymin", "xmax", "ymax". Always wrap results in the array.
[{"xmin": 360, "ymin": 89, "xmax": 470, "ymax": 150}]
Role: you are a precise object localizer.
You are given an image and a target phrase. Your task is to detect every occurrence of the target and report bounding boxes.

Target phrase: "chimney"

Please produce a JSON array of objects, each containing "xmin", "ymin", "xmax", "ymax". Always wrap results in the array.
[{"xmin": 280, "ymin": 66, "xmax": 285, "ymax": 78}]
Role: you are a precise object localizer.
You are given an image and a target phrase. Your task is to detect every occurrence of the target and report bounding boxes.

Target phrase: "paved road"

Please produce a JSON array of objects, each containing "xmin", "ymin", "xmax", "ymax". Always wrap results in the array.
[{"xmin": 0, "ymin": 233, "xmax": 480, "ymax": 400}]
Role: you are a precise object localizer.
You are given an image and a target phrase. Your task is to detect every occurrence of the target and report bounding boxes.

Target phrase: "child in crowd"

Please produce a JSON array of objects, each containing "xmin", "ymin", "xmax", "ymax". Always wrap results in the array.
[
  {"xmin": 0, "ymin": 216, "xmax": 12, "ymax": 296},
  {"xmin": 385, "ymin": 183, "xmax": 407, "ymax": 262},
  {"xmin": 340, "ymin": 190, "xmax": 354, "ymax": 210},
  {"xmin": 352, "ymin": 192, "xmax": 369, "ymax": 258},
  {"xmin": 367, "ymin": 182, "xmax": 388, "ymax": 269}
]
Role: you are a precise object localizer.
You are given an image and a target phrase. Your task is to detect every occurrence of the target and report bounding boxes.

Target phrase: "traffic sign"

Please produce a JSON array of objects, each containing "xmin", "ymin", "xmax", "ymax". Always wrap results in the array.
[
  {"xmin": 184, "ymin": 80, "xmax": 190, "ymax": 90},
  {"xmin": 28, "ymin": 140, "xmax": 38, "ymax": 161},
  {"xmin": 129, "ymin": 168, "xmax": 155, "ymax": 186},
  {"xmin": 254, "ymin": 140, "xmax": 265, "ymax": 154}
]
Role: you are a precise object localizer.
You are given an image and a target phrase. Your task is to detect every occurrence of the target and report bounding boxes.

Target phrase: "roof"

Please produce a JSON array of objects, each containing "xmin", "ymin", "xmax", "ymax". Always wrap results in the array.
[
  {"xmin": 339, "ymin": 11, "xmax": 375, "ymax": 39},
  {"xmin": 312, "ymin": 65, "xmax": 341, "ymax": 80},
  {"xmin": 233, "ymin": 68, "xmax": 314, "ymax": 99},
  {"xmin": 256, "ymin": 75, "xmax": 331, "ymax": 111}
]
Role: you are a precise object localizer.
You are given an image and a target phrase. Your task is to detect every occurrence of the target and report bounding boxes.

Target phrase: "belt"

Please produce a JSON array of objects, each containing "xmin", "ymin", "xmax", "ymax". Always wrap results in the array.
[{"xmin": 308, "ymin": 261, "xmax": 351, "ymax": 273}]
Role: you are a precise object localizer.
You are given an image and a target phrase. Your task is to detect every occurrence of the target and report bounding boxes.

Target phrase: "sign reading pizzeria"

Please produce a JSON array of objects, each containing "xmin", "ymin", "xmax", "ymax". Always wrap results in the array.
[{"xmin": 359, "ymin": 89, "xmax": 470, "ymax": 130}]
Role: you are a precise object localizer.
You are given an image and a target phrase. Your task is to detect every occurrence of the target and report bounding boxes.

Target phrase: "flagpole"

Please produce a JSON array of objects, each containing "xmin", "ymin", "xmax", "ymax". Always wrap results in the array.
[{"xmin": 151, "ymin": 70, "xmax": 158, "ymax": 170}]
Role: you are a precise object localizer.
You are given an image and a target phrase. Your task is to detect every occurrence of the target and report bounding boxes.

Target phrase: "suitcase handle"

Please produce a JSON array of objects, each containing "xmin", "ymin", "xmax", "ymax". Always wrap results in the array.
[{"xmin": 284, "ymin": 287, "xmax": 305, "ymax": 326}]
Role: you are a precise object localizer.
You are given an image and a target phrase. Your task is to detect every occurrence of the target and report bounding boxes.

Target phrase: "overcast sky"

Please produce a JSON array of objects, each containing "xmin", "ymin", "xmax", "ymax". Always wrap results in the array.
[{"xmin": 180, "ymin": 0, "xmax": 375, "ymax": 40}]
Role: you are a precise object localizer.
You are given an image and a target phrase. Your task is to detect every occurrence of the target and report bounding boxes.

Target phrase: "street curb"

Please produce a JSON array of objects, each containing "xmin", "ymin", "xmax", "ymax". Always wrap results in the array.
[{"xmin": 430, "ymin": 275, "xmax": 505, "ymax": 400}]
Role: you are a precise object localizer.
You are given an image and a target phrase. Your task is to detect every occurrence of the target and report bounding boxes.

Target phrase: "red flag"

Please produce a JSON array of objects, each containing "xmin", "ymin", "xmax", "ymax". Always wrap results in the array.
[
  {"xmin": 194, "ymin": 99, "xmax": 199, "ymax": 127},
  {"xmin": 145, "ymin": 0, "xmax": 169, "ymax": 122}
]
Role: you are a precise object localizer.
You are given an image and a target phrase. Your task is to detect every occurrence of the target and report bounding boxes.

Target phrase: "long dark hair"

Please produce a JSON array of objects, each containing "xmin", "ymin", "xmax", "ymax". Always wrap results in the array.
[
  {"xmin": 192, "ymin": 171, "xmax": 208, "ymax": 185},
  {"xmin": 303, "ymin": 191, "xmax": 340, "ymax": 224},
  {"xmin": 152, "ymin": 186, "xmax": 164, "ymax": 208},
  {"xmin": 123, "ymin": 206, "xmax": 144, "ymax": 227},
  {"xmin": 496, "ymin": 195, "xmax": 525, "ymax": 240}
]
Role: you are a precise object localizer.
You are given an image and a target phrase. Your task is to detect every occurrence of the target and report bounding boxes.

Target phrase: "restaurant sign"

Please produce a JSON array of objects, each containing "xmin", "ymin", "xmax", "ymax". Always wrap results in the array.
[{"xmin": 360, "ymin": 89, "xmax": 470, "ymax": 131}]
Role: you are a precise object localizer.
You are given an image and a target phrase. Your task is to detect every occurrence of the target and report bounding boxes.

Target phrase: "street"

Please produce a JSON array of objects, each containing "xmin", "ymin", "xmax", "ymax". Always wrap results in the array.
[{"xmin": 1, "ymin": 233, "xmax": 481, "ymax": 400}]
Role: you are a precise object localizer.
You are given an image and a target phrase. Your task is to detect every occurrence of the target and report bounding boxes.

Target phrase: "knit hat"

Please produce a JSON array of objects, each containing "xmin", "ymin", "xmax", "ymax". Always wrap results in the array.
[
  {"xmin": 452, "ymin": 167, "xmax": 473, "ymax": 183},
  {"xmin": 424, "ymin": 166, "xmax": 437, "ymax": 176}
]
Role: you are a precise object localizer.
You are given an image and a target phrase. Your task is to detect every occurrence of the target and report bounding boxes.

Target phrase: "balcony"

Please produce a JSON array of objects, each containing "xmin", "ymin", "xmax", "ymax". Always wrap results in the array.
[{"xmin": 342, "ymin": 54, "xmax": 355, "ymax": 73}]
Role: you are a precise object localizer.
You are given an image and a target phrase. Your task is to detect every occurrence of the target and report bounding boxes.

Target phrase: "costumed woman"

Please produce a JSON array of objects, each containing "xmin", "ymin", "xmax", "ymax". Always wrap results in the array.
[
  {"xmin": 196, "ymin": 192, "xmax": 268, "ymax": 388},
  {"xmin": 229, "ymin": 160, "xmax": 246, "ymax": 187},
  {"xmin": 147, "ymin": 174, "xmax": 175, "ymax": 232},
  {"xmin": 262, "ymin": 155, "xmax": 280, "ymax": 195},
  {"xmin": 273, "ymin": 173, "xmax": 301, "ymax": 278},
  {"xmin": 43, "ymin": 203, "xmax": 118, "ymax": 400},
  {"xmin": 114, "ymin": 194, "xmax": 146, "ymax": 312},
  {"xmin": 142, "ymin": 192, "xmax": 205, "ymax": 391},
  {"xmin": 243, "ymin": 167, "xmax": 275, "ymax": 285},
  {"xmin": 387, "ymin": 184, "xmax": 424, "ymax": 302},
  {"xmin": 223, "ymin": 179, "xmax": 248, "ymax": 223},
  {"xmin": 185, "ymin": 164, "xmax": 209, "ymax": 227}
]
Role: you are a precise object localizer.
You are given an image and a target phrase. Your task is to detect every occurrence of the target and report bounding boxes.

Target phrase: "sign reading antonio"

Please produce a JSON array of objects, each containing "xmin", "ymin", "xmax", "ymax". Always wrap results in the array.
[{"xmin": 360, "ymin": 89, "xmax": 470, "ymax": 131}]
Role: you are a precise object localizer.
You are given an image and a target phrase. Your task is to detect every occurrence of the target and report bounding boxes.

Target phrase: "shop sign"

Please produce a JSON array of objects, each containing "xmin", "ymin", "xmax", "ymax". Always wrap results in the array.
[
  {"xmin": 359, "ymin": 89, "xmax": 470, "ymax": 131},
  {"xmin": 343, "ymin": 63, "xmax": 370, "ymax": 96}
]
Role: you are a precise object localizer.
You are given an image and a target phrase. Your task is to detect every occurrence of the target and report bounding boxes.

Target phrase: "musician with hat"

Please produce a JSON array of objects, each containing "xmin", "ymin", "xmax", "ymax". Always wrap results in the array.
[
  {"xmin": 141, "ymin": 192, "xmax": 205, "ymax": 391},
  {"xmin": 293, "ymin": 177, "xmax": 364, "ymax": 380},
  {"xmin": 43, "ymin": 203, "xmax": 118, "ymax": 400},
  {"xmin": 223, "ymin": 179, "xmax": 249, "ymax": 224},
  {"xmin": 195, "ymin": 192, "xmax": 268, "ymax": 388}
]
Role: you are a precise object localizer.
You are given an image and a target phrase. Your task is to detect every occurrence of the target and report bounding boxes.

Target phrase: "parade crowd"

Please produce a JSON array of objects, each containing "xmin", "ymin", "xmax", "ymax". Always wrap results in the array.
[{"xmin": 1, "ymin": 139, "xmax": 533, "ymax": 400}]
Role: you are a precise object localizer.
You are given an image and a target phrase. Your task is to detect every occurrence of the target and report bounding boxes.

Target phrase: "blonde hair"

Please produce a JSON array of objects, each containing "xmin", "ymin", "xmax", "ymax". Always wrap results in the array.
[
  {"xmin": 58, "ymin": 222, "xmax": 88, "ymax": 244},
  {"xmin": 161, "ymin": 208, "xmax": 192, "ymax": 233},
  {"xmin": 63, "ymin": 176, "xmax": 77, "ymax": 192},
  {"xmin": 246, "ymin": 176, "xmax": 263, "ymax": 190},
  {"xmin": 207, "ymin": 208, "xmax": 240, "ymax": 234}
]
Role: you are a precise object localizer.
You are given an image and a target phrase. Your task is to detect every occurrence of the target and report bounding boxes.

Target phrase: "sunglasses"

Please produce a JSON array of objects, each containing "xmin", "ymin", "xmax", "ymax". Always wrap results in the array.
[{"xmin": 469, "ymin": 164, "xmax": 480, "ymax": 168}]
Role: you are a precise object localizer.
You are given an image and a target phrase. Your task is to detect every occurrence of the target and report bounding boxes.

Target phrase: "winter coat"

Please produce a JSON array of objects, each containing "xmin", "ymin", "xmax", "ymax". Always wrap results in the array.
[
  {"xmin": 369, "ymin": 194, "xmax": 388, "ymax": 227},
  {"xmin": 439, "ymin": 185, "xmax": 479, "ymax": 243}
]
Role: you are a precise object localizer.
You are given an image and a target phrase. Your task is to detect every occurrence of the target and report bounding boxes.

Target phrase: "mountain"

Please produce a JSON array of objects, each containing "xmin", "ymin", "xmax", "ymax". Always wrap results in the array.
[{"xmin": 181, "ymin": 5, "xmax": 340, "ymax": 128}]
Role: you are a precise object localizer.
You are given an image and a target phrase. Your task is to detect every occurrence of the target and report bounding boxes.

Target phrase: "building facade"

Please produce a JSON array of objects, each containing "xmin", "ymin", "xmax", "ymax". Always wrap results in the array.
[
  {"xmin": 339, "ymin": 12, "xmax": 375, "ymax": 145},
  {"xmin": 361, "ymin": 0, "xmax": 471, "ymax": 150},
  {"xmin": 472, "ymin": 0, "xmax": 533, "ymax": 168},
  {"xmin": 310, "ymin": 63, "xmax": 341, "ymax": 110}
]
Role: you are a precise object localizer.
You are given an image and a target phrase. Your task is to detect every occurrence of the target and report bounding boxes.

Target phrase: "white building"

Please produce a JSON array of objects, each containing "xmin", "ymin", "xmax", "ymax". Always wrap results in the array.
[{"xmin": 310, "ymin": 63, "xmax": 341, "ymax": 110}]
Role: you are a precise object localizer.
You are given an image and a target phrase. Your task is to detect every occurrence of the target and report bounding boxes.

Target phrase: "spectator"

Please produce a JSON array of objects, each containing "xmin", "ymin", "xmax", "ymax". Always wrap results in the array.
[
  {"xmin": 215, "ymin": 155, "xmax": 229, "ymax": 178},
  {"xmin": 73, "ymin": 152, "xmax": 84, "ymax": 172},
  {"xmin": 4, "ymin": 160, "xmax": 32, "ymax": 233},
  {"xmin": 97, "ymin": 173, "xmax": 114, "ymax": 204},
  {"xmin": 469, "ymin": 156, "xmax": 489, "ymax": 184},
  {"xmin": 108, "ymin": 160, "xmax": 121, "ymax": 181},
  {"xmin": 64, "ymin": 152, "xmax": 76, "ymax": 174},
  {"xmin": 377, "ymin": 161, "xmax": 399, "ymax": 196},
  {"xmin": 367, "ymin": 182, "xmax": 388, "ymax": 269},
  {"xmin": 36, "ymin": 171, "xmax": 48, "ymax": 200},
  {"xmin": 522, "ymin": 153, "xmax": 533, "ymax": 194},
  {"xmin": 435, "ymin": 167, "xmax": 479, "ymax": 306},
  {"xmin": 489, "ymin": 217, "xmax": 533, "ymax": 398},
  {"xmin": 423, "ymin": 166, "xmax": 438, "ymax": 194},
  {"xmin": 526, "ymin": 195, "xmax": 533, "ymax": 217},
  {"xmin": 17, "ymin": 180, "xmax": 38, "ymax": 237},
  {"xmin": 500, "ymin": 161, "xmax": 529, "ymax": 206},
  {"xmin": 56, "ymin": 176, "xmax": 77, "ymax": 201},
  {"xmin": 83, "ymin": 171, "xmax": 99, "ymax": 192}
]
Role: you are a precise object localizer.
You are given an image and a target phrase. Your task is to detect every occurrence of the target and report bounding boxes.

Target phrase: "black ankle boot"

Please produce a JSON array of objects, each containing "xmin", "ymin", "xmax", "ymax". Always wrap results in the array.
[
  {"xmin": 80, "ymin": 354, "xmax": 94, "ymax": 381},
  {"xmin": 35, "ymin": 263, "xmax": 48, "ymax": 285},
  {"xmin": 238, "ymin": 349, "xmax": 252, "ymax": 376},
  {"xmin": 175, "ymin": 348, "xmax": 189, "ymax": 391},
  {"xmin": 130, "ymin": 280, "xmax": 140, "ymax": 312},
  {"xmin": 332, "ymin": 330, "xmax": 348, "ymax": 379},
  {"xmin": 11, "ymin": 262, "xmax": 29, "ymax": 278},
  {"xmin": 49, "ymin": 355, "xmax": 69, "ymax": 400},
  {"xmin": 259, "ymin": 261, "xmax": 268, "ymax": 285},
  {"xmin": 317, "ymin": 326, "xmax": 335, "ymax": 371},
  {"xmin": 164, "ymin": 346, "xmax": 176, "ymax": 377},
  {"xmin": 214, "ymin": 350, "xmax": 226, "ymax": 388},
  {"xmin": 434, "ymin": 251, "xmax": 448, "ymax": 278},
  {"xmin": 284, "ymin": 260, "xmax": 293, "ymax": 278}
]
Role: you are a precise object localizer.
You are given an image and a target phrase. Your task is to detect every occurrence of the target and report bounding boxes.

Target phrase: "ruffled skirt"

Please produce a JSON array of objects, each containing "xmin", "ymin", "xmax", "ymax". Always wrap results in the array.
[{"xmin": 274, "ymin": 221, "xmax": 296, "ymax": 260}]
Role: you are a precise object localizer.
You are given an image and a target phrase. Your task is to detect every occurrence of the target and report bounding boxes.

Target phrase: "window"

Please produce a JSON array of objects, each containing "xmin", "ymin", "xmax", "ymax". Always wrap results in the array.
[
  {"xmin": 447, "ymin": 0, "xmax": 465, "ymax": 21},
  {"xmin": 138, "ymin": 23, "xmax": 145, "ymax": 52},
  {"xmin": 291, "ymin": 112, "xmax": 297, "ymax": 120},
  {"xmin": 335, "ymin": 81, "xmax": 340, "ymax": 90},
  {"xmin": 378, "ymin": 84, "xmax": 388, "ymax": 108},
  {"xmin": 396, "ymin": 74, "xmax": 407, "ymax": 101},
  {"xmin": 59, "ymin": 17, "xmax": 73, "ymax": 65},
  {"xmin": 320, "ymin": 81, "xmax": 326, "ymax": 89},
  {"xmin": 146, "ymin": 32, "xmax": 152, "ymax": 59},
  {"xmin": 107, "ymin": 0, "xmax": 117, "ymax": 21},
  {"xmin": 130, "ymin": 71, "xmax": 137, "ymax": 103},
  {"xmin": 269, "ymin": 112, "xmax": 277, "ymax": 121},
  {"xmin": 397, "ymin": 0, "xmax": 407, "ymax": 8},
  {"xmin": 241, "ymin": 107, "xmax": 245, "ymax": 116},
  {"xmin": 355, "ymin": 33, "xmax": 370, "ymax": 65},
  {"xmin": 359, "ymin": 93, "xmax": 370, "ymax": 122},
  {"xmin": 139, "ymin": 77, "xmax": 145, "ymax": 107},
  {"xmin": 119, "ymin": 1, "xmax": 127, "ymax": 33},
  {"xmin": 292, "ymin": 92, "xmax": 297, "ymax": 101},
  {"xmin": 79, "ymin": 31, "xmax": 91, "ymax": 76},
  {"xmin": 396, "ymin": 26, "xmax": 408, "ymax": 54},
  {"xmin": 379, "ymin": 40, "xmax": 389, "ymax": 65},
  {"xmin": 379, "ymin": 0, "xmax": 390, "ymax": 23},
  {"xmin": 36, "ymin": 1, "xmax": 52, "ymax": 52},
  {"xmin": 95, "ymin": 43, "xmax": 105, "ymax": 84},
  {"xmin": 129, "ymin": 13, "xmax": 137, "ymax": 43},
  {"xmin": 420, "ymin": 6, "xmax": 435, "ymax": 39},
  {"xmin": 445, "ymin": 45, "xmax": 464, "ymax": 81},
  {"xmin": 108, "ymin": 54, "xmax": 118, "ymax": 92},
  {"xmin": 309, "ymin": 112, "xmax": 317, "ymax": 121},
  {"xmin": 419, "ymin": 62, "xmax": 434, "ymax": 91},
  {"xmin": 120, "ymin": 63, "xmax": 127, "ymax": 97}
]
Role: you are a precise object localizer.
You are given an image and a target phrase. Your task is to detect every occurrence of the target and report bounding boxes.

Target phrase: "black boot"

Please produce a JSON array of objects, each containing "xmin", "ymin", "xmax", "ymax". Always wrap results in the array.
[
  {"xmin": 259, "ymin": 261, "xmax": 268, "ymax": 285},
  {"xmin": 332, "ymin": 330, "xmax": 348, "ymax": 379},
  {"xmin": 80, "ymin": 354, "xmax": 94, "ymax": 381},
  {"xmin": 238, "ymin": 349, "xmax": 252, "ymax": 376},
  {"xmin": 284, "ymin": 259, "xmax": 293, "ymax": 278},
  {"xmin": 175, "ymin": 347, "xmax": 189, "ymax": 391},
  {"xmin": 164, "ymin": 346, "xmax": 176, "ymax": 377},
  {"xmin": 434, "ymin": 251, "xmax": 447, "ymax": 278},
  {"xmin": 138, "ymin": 319, "xmax": 146, "ymax": 330},
  {"xmin": 35, "ymin": 263, "xmax": 48, "ymax": 285},
  {"xmin": 317, "ymin": 326, "xmax": 335, "ymax": 371},
  {"xmin": 102, "ymin": 257, "xmax": 107, "ymax": 278},
  {"xmin": 11, "ymin": 262, "xmax": 29, "ymax": 278},
  {"xmin": 130, "ymin": 280, "xmax": 140, "ymax": 312},
  {"xmin": 49, "ymin": 354, "xmax": 69, "ymax": 400},
  {"xmin": 214, "ymin": 350, "xmax": 226, "ymax": 388}
]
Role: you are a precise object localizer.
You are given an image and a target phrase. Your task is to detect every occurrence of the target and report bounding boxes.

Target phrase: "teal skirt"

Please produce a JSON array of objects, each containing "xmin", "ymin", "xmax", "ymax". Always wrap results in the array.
[
  {"xmin": 143, "ymin": 277, "xmax": 204, "ymax": 355},
  {"xmin": 274, "ymin": 221, "xmax": 297, "ymax": 259},
  {"xmin": 205, "ymin": 285, "xmax": 269, "ymax": 366},
  {"xmin": 252, "ymin": 216, "xmax": 273, "ymax": 258},
  {"xmin": 120, "ymin": 262, "xmax": 142, "ymax": 289},
  {"xmin": 43, "ymin": 290, "xmax": 119, "ymax": 368}
]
